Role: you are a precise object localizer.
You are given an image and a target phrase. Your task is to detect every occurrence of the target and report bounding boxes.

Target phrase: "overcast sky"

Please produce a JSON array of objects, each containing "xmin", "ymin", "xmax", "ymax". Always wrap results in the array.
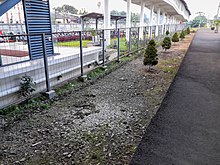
[{"xmin": 50, "ymin": 0, "xmax": 220, "ymax": 20}]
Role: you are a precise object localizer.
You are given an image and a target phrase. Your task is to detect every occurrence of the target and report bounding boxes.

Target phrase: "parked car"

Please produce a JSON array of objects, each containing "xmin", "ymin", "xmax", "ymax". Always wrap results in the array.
[{"xmin": 6, "ymin": 31, "xmax": 16, "ymax": 42}]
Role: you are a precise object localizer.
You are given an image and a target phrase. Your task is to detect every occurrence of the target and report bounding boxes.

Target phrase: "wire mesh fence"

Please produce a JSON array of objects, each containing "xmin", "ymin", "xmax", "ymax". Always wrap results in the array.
[
  {"xmin": 0, "ymin": 24, "xmax": 188, "ymax": 109},
  {"xmin": 0, "ymin": 34, "xmax": 29, "ymax": 66}
]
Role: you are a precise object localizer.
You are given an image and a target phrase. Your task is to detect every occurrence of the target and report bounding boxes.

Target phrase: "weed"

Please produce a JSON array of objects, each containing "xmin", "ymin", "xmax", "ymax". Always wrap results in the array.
[
  {"xmin": 55, "ymin": 82, "xmax": 77, "ymax": 96},
  {"xmin": 20, "ymin": 75, "xmax": 36, "ymax": 97},
  {"xmin": 87, "ymin": 67, "xmax": 105, "ymax": 80},
  {"xmin": 0, "ymin": 105, "xmax": 20, "ymax": 115}
]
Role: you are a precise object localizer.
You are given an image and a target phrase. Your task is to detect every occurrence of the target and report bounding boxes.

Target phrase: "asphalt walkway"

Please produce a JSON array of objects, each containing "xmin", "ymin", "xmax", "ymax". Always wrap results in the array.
[{"xmin": 131, "ymin": 29, "xmax": 220, "ymax": 165}]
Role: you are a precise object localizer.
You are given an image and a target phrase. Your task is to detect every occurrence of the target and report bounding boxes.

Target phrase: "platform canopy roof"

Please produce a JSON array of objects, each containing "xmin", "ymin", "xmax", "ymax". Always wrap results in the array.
[
  {"xmin": 124, "ymin": 0, "xmax": 191, "ymax": 20},
  {"xmin": 81, "ymin": 12, "xmax": 126, "ymax": 21}
]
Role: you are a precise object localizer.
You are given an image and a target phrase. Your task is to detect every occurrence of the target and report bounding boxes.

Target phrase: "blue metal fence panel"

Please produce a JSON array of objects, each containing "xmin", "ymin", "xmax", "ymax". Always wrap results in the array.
[{"xmin": 22, "ymin": 0, "xmax": 54, "ymax": 60}]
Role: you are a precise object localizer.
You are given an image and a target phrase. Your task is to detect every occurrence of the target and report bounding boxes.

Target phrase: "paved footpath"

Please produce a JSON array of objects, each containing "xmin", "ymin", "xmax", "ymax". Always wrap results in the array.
[{"xmin": 131, "ymin": 29, "xmax": 220, "ymax": 165}]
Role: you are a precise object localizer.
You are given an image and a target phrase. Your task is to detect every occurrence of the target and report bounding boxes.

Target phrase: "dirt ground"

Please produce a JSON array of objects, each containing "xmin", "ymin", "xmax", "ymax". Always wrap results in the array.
[{"xmin": 0, "ymin": 33, "xmax": 194, "ymax": 165}]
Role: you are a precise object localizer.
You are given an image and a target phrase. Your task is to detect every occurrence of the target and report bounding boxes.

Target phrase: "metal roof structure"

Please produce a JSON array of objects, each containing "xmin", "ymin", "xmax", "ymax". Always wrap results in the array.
[
  {"xmin": 81, "ymin": 12, "xmax": 126, "ymax": 21},
  {"xmin": 124, "ymin": 0, "xmax": 190, "ymax": 20}
]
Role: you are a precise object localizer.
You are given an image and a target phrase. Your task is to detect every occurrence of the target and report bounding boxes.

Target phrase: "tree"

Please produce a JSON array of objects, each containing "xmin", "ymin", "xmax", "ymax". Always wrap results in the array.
[
  {"xmin": 131, "ymin": 12, "xmax": 140, "ymax": 27},
  {"xmin": 120, "ymin": 11, "xmax": 126, "ymax": 16},
  {"xmin": 143, "ymin": 40, "xmax": 158, "ymax": 71},
  {"xmin": 166, "ymin": 30, "xmax": 170, "ymax": 36},
  {"xmin": 172, "ymin": 33, "xmax": 179, "ymax": 43},
  {"xmin": 79, "ymin": 8, "xmax": 88, "ymax": 15},
  {"xmin": 189, "ymin": 15, "xmax": 207, "ymax": 28},
  {"xmin": 111, "ymin": 10, "xmax": 127, "ymax": 16},
  {"xmin": 111, "ymin": 10, "xmax": 119, "ymax": 16},
  {"xmin": 186, "ymin": 27, "xmax": 190, "ymax": 34},
  {"xmin": 162, "ymin": 37, "xmax": 171, "ymax": 51},
  {"xmin": 180, "ymin": 30, "xmax": 186, "ymax": 40},
  {"xmin": 56, "ymin": 5, "xmax": 78, "ymax": 14}
]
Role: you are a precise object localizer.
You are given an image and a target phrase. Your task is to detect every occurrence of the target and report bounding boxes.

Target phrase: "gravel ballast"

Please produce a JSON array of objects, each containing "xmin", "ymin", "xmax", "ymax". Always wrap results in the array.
[{"xmin": 0, "ymin": 33, "xmax": 194, "ymax": 165}]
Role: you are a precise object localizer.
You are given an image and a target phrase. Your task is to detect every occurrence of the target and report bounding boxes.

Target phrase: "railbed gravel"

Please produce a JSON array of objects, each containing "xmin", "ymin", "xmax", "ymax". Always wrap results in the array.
[{"xmin": 0, "ymin": 34, "xmax": 194, "ymax": 165}]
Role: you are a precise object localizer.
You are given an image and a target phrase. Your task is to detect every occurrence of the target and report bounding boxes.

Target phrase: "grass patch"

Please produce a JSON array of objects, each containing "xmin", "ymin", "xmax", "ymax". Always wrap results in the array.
[
  {"xmin": 157, "ymin": 57, "xmax": 182, "ymax": 77},
  {"xmin": 87, "ymin": 67, "xmax": 107, "ymax": 80},
  {"xmin": 56, "ymin": 40, "xmax": 91, "ymax": 48},
  {"xmin": 161, "ymin": 66, "xmax": 177, "ymax": 74},
  {"xmin": 25, "ymin": 157, "xmax": 52, "ymax": 165},
  {"xmin": 108, "ymin": 37, "xmax": 128, "ymax": 52},
  {"xmin": 0, "ymin": 96, "xmax": 50, "ymax": 116},
  {"xmin": 55, "ymin": 81, "xmax": 77, "ymax": 96},
  {"xmin": 82, "ymin": 131, "xmax": 106, "ymax": 164}
]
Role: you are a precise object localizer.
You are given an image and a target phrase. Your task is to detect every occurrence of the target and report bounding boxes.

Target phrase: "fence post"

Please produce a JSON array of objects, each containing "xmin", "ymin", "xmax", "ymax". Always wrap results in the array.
[
  {"xmin": 102, "ymin": 29, "xmax": 105, "ymax": 66},
  {"xmin": 117, "ymin": 28, "xmax": 120, "ymax": 62},
  {"xmin": 144, "ymin": 27, "xmax": 146, "ymax": 46},
  {"xmin": 0, "ymin": 56, "xmax": 2, "ymax": 66},
  {"xmin": 137, "ymin": 27, "xmax": 140, "ymax": 50},
  {"xmin": 79, "ymin": 31, "xmax": 83, "ymax": 76},
  {"xmin": 129, "ymin": 28, "xmax": 131, "ymax": 53},
  {"xmin": 41, "ymin": 33, "xmax": 55, "ymax": 98}
]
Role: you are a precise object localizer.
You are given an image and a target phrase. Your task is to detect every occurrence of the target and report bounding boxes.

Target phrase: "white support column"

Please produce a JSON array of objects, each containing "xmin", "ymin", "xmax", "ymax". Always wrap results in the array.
[
  {"xmin": 166, "ymin": 15, "xmax": 170, "ymax": 31},
  {"xmin": 104, "ymin": 0, "xmax": 110, "ymax": 45},
  {"xmin": 170, "ymin": 16, "xmax": 174, "ymax": 32},
  {"xmin": 139, "ymin": 0, "xmax": 145, "ymax": 39},
  {"xmin": 161, "ymin": 11, "xmax": 166, "ymax": 35},
  {"xmin": 126, "ymin": 0, "xmax": 131, "ymax": 41},
  {"xmin": 168, "ymin": 16, "xmax": 172, "ymax": 33},
  {"xmin": 149, "ymin": 4, "xmax": 154, "ymax": 38},
  {"xmin": 155, "ymin": 7, "xmax": 160, "ymax": 36},
  {"xmin": 165, "ymin": 15, "xmax": 168, "ymax": 33},
  {"xmin": 172, "ymin": 16, "xmax": 175, "ymax": 32}
]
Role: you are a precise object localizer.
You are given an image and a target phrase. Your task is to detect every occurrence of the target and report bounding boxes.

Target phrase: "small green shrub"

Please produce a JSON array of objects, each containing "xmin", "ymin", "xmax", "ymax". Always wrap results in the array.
[
  {"xmin": 180, "ymin": 30, "xmax": 186, "ymax": 40},
  {"xmin": 162, "ymin": 37, "xmax": 171, "ymax": 51},
  {"xmin": 143, "ymin": 40, "xmax": 158, "ymax": 70},
  {"xmin": 172, "ymin": 33, "xmax": 179, "ymax": 43},
  {"xmin": 20, "ymin": 75, "xmax": 36, "ymax": 97},
  {"xmin": 186, "ymin": 27, "xmax": 190, "ymax": 34},
  {"xmin": 166, "ymin": 30, "xmax": 170, "ymax": 36}
]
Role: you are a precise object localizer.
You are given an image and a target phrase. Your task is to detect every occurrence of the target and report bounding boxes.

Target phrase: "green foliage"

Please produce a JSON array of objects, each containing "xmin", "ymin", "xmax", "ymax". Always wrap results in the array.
[
  {"xmin": 55, "ymin": 4, "xmax": 78, "ymax": 14},
  {"xmin": 180, "ymin": 30, "xmax": 186, "ymax": 40},
  {"xmin": 131, "ymin": 12, "xmax": 140, "ymax": 27},
  {"xmin": 189, "ymin": 15, "xmax": 207, "ymax": 28},
  {"xmin": 0, "ymin": 96, "xmax": 50, "ymax": 116},
  {"xmin": 143, "ymin": 40, "xmax": 158, "ymax": 68},
  {"xmin": 108, "ymin": 38, "xmax": 127, "ymax": 52},
  {"xmin": 20, "ymin": 75, "xmax": 36, "ymax": 97},
  {"xmin": 187, "ymin": 27, "xmax": 190, "ymax": 34},
  {"xmin": 57, "ymin": 40, "xmax": 89, "ymax": 48},
  {"xmin": 214, "ymin": 20, "xmax": 220, "ymax": 32},
  {"xmin": 91, "ymin": 30, "xmax": 96, "ymax": 37},
  {"xmin": 148, "ymin": 39, "xmax": 156, "ymax": 46},
  {"xmin": 87, "ymin": 67, "xmax": 105, "ymax": 80},
  {"xmin": 111, "ymin": 10, "xmax": 126, "ymax": 16},
  {"xmin": 162, "ymin": 37, "xmax": 171, "ymax": 51},
  {"xmin": 0, "ymin": 105, "xmax": 20, "ymax": 115},
  {"xmin": 172, "ymin": 33, "xmax": 179, "ymax": 43},
  {"xmin": 166, "ymin": 30, "xmax": 170, "ymax": 36}
]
